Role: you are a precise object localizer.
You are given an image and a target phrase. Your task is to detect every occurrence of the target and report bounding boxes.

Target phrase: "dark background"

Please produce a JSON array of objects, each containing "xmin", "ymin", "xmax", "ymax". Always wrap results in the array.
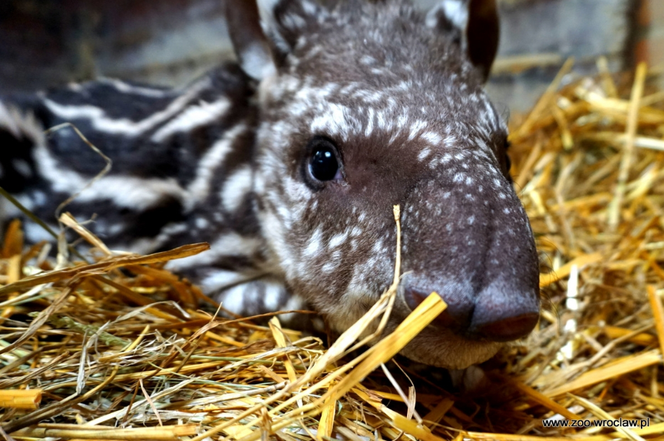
[{"xmin": 0, "ymin": 0, "xmax": 661, "ymax": 112}]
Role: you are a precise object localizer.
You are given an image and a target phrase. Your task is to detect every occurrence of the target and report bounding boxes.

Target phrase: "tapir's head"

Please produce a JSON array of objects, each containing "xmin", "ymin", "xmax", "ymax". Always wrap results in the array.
[{"xmin": 227, "ymin": 0, "xmax": 539, "ymax": 369}]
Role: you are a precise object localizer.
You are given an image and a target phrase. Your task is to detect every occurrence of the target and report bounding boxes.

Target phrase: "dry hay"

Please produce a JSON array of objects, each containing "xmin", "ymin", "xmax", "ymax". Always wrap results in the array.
[{"xmin": 1, "ymin": 59, "xmax": 664, "ymax": 440}]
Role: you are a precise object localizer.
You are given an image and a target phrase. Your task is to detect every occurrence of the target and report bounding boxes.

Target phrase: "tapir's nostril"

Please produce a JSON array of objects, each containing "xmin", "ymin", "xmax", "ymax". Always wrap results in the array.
[
  {"xmin": 403, "ymin": 274, "xmax": 540, "ymax": 341},
  {"xmin": 470, "ymin": 312, "xmax": 539, "ymax": 342},
  {"xmin": 468, "ymin": 280, "xmax": 540, "ymax": 342},
  {"xmin": 403, "ymin": 284, "xmax": 472, "ymax": 330}
]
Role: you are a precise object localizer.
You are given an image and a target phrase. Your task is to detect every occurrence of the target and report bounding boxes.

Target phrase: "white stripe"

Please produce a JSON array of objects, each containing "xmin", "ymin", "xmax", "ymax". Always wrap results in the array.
[
  {"xmin": 43, "ymin": 77, "xmax": 211, "ymax": 136},
  {"xmin": 33, "ymin": 144, "xmax": 185, "ymax": 209},
  {"xmin": 263, "ymin": 281, "xmax": 285, "ymax": 310},
  {"xmin": 184, "ymin": 124, "xmax": 247, "ymax": 210},
  {"xmin": 199, "ymin": 269, "xmax": 253, "ymax": 292},
  {"xmin": 216, "ymin": 283, "xmax": 247, "ymax": 314},
  {"xmin": 164, "ymin": 232, "xmax": 262, "ymax": 271},
  {"xmin": 151, "ymin": 98, "xmax": 231, "ymax": 142},
  {"xmin": 221, "ymin": 166, "xmax": 253, "ymax": 214},
  {"xmin": 278, "ymin": 294, "xmax": 308, "ymax": 324},
  {"xmin": 98, "ymin": 78, "xmax": 174, "ymax": 98}
]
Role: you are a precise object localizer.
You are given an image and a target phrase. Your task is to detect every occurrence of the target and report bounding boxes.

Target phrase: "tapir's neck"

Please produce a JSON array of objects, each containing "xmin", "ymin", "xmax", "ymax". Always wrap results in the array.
[{"xmin": 142, "ymin": 65, "xmax": 277, "ymax": 284}]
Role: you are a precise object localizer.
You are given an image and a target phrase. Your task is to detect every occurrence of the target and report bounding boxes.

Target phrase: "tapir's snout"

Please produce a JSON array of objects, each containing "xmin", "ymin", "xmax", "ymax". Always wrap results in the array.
[
  {"xmin": 399, "ymin": 165, "xmax": 541, "ymax": 348},
  {"xmin": 403, "ymin": 273, "xmax": 540, "ymax": 342}
]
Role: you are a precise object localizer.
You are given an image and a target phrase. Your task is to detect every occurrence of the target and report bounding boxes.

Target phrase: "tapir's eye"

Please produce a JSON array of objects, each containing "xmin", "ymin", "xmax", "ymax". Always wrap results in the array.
[{"xmin": 305, "ymin": 137, "xmax": 342, "ymax": 186}]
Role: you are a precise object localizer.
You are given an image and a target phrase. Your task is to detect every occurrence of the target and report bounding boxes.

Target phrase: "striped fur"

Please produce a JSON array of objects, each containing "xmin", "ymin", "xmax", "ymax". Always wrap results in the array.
[{"xmin": 0, "ymin": 64, "xmax": 299, "ymax": 318}]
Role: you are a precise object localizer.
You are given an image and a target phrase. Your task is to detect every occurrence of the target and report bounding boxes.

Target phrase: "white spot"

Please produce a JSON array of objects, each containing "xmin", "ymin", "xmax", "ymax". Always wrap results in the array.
[
  {"xmin": 364, "ymin": 108, "xmax": 374, "ymax": 136},
  {"xmin": 407, "ymin": 120, "xmax": 427, "ymax": 141},
  {"xmin": 283, "ymin": 12, "xmax": 306, "ymax": 29},
  {"xmin": 418, "ymin": 148, "xmax": 432, "ymax": 161},
  {"xmin": 161, "ymin": 222, "xmax": 189, "ymax": 236},
  {"xmin": 31, "ymin": 190, "xmax": 47, "ymax": 206},
  {"xmin": 303, "ymin": 228, "xmax": 323, "ymax": 258},
  {"xmin": 195, "ymin": 217, "xmax": 209, "ymax": 229},
  {"xmin": 329, "ymin": 231, "xmax": 348, "ymax": 249},
  {"xmin": 108, "ymin": 223, "xmax": 124, "ymax": 236},
  {"xmin": 421, "ymin": 131, "xmax": 442, "ymax": 145},
  {"xmin": 309, "ymin": 103, "xmax": 354, "ymax": 141},
  {"xmin": 321, "ymin": 261, "xmax": 339, "ymax": 273},
  {"xmin": 12, "ymin": 159, "xmax": 32, "ymax": 178},
  {"xmin": 360, "ymin": 55, "xmax": 376, "ymax": 65},
  {"xmin": 301, "ymin": 0, "xmax": 319, "ymax": 16}
]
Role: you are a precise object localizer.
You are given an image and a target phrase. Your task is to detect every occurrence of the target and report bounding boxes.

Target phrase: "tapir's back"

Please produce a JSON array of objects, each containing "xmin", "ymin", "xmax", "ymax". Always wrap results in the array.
[{"xmin": 0, "ymin": 63, "xmax": 257, "ymax": 250}]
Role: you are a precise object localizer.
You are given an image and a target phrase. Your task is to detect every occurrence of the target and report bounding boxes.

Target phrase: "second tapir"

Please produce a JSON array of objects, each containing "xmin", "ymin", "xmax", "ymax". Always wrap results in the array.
[{"xmin": 0, "ymin": 0, "xmax": 540, "ymax": 369}]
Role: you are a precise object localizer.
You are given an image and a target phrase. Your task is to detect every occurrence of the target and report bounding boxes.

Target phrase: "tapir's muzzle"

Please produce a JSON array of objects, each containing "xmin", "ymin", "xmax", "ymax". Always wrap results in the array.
[
  {"xmin": 402, "ymin": 273, "xmax": 540, "ymax": 341},
  {"xmin": 399, "ymin": 165, "xmax": 540, "ymax": 343}
]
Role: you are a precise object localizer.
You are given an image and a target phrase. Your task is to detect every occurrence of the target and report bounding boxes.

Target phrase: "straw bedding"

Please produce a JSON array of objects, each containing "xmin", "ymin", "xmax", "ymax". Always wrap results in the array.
[{"xmin": 1, "ymin": 60, "xmax": 664, "ymax": 440}]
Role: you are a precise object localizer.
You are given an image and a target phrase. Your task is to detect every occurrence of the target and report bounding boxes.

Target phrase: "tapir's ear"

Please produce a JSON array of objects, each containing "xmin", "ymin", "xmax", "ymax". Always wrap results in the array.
[
  {"xmin": 225, "ymin": 1, "xmax": 275, "ymax": 80},
  {"xmin": 225, "ymin": 0, "xmax": 326, "ymax": 81},
  {"xmin": 426, "ymin": 0, "xmax": 499, "ymax": 82}
]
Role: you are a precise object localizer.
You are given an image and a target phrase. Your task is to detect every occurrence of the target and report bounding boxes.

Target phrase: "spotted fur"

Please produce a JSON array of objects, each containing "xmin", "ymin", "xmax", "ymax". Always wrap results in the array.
[{"xmin": 0, "ymin": 0, "xmax": 539, "ymax": 369}]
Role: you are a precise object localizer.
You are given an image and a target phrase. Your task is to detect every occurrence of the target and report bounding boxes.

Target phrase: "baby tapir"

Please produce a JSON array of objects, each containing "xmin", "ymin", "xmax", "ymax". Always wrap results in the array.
[{"xmin": 0, "ymin": 0, "xmax": 539, "ymax": 369}]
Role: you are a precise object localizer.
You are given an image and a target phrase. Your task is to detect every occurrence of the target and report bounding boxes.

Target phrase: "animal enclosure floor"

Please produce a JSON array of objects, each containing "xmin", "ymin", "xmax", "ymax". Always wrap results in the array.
[{"xmin": 1, "ymin": 60, "xmax": 664, "ymax": 440}]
